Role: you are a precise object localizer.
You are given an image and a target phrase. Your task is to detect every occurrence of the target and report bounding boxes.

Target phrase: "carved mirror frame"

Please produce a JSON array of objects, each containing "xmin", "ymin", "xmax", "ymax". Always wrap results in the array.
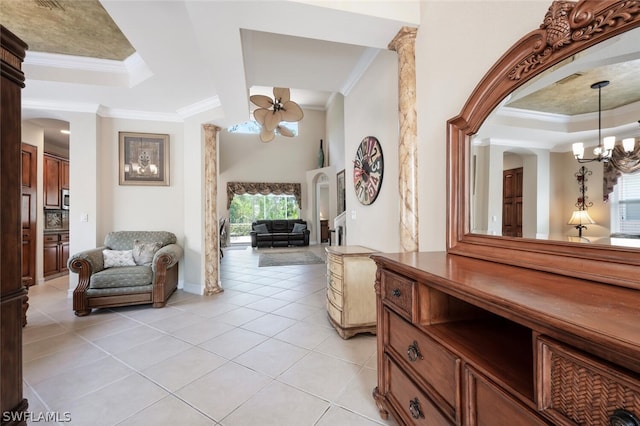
[{"xmin": 447, "ymin": 0, "xmax": 640, "ymax": 289}]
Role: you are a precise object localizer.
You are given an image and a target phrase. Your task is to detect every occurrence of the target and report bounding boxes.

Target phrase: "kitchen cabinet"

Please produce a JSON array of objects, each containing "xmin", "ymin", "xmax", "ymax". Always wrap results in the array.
[
  {"xmin": 44, "ymin": 232, "xmax": 69, "ymax": 278},
  {"xmin": 44, "ymin": 153, "xmax": 69, "ymax": 209}
]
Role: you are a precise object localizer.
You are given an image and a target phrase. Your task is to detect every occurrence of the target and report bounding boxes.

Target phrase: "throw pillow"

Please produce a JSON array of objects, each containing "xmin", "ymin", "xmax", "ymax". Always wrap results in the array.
[
  {"xmin": 254, "ymin": 223, "xmax": 269, "ymax": 234},
  {"xmin": 103, "ymin": 249, "xmax": 136, "ymax": 268},
  {"xmin": 292, "ymin": 223, "xmax": 307, "ymax": 233},
  {"xmin": 132, "ymin": 240, "xmax": 163, "ymax": 265}
]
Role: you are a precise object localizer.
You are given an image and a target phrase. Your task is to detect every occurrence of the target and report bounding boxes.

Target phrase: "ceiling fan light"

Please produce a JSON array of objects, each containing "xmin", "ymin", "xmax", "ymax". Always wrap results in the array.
[
  {"xmin": 622, "ymin": 138, "xmax": 636, "ymax": 152},
  {"xmin": 603, "ymin": 136, "xmax": 616, "ymax": 151},
  {"xmin": 572, "ymin": 142, "xmax": 584, "ymax": 159}
]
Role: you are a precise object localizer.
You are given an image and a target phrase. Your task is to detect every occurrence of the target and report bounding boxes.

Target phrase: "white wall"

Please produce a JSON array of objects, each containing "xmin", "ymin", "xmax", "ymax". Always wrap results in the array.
[
  {"xmin": 343, "ymin": 49, "xmax": 400, "ymax": 252},
  {"xmin": 326, "ymin": 94, "xmax": 345, "ymax": 171}
]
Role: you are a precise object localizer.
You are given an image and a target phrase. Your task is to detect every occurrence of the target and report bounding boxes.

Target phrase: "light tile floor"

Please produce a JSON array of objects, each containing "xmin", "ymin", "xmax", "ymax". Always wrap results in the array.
[{"xmin": 23, "ymin": 245, "xmax": 397, "ymax": 426}]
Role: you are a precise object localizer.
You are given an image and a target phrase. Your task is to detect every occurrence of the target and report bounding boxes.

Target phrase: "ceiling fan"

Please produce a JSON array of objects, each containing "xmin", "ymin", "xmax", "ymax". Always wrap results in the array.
[{"xmin": 250, "ymin": 87, "xmax": 304, "ymax": 142}]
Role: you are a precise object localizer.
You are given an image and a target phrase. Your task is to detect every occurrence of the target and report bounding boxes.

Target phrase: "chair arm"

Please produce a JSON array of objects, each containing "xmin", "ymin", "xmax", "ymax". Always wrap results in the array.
[
  {"xmin": 68, "ymin": 246, "xmax": 106, "ymax": 275},
  {"xmin": 152, "ymin": 243, "xmax": 183, "ymax": 272}
]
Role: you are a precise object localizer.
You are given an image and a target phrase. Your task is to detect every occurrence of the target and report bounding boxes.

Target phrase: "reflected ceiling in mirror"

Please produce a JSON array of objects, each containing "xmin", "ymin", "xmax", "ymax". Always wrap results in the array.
[
  {"xmin": 447, "ymin": 0, "xmax": 640, "ymax": 289},
  {"xmin": 471, "ymin": 27, "xmax": 640, "ymax": 248}
]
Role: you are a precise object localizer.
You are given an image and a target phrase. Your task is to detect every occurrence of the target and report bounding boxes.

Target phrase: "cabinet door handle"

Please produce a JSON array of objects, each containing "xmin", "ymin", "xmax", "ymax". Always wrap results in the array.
[
  {"xmin": 610, "ymin": 409, "xmax": 640, "ymax": 426},
  {"xmin": 407, "ymin": 341, "xmax": 423, "ymax": 362},
  {"xmin": 409, "ymin": 398, "xmax": 424, "ymax": 419},
  {"xmin": 392, "ymin": 288, "xmax": 401, "ymax": 297}
]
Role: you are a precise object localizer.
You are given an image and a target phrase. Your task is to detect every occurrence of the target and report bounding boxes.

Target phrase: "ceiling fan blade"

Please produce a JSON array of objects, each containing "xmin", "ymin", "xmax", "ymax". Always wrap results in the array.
[
  {"xmin": 250, "ymin": 95, "xmax": 274, "ymax": 109},
  {"xmin": 277, "ymin": 126, "xmax": 294, "ymax": 137},
  {"xmin": 264, "ymin": 110, "xmax": 282, "ymax": 131},
  {"xmin": 280, "ymin": 101, "xmax": 304, "ymax": 122},
  {"xmin": 253, "ymin": 108, "xmax": 269, "ymax": 125},
  {"xmin": 260, "ymin": 126, "xmax": 275, "ymax": 142},
  {"xmin": 273, "ymin": 87, "xmax": 290, "ymax": 103}
]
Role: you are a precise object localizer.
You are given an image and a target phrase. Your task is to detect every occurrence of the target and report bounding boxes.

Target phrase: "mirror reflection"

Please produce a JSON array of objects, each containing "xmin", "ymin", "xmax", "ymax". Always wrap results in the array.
[{"xmin": 471, "ymin": 27, "xmax": 640, "ymax": 248}]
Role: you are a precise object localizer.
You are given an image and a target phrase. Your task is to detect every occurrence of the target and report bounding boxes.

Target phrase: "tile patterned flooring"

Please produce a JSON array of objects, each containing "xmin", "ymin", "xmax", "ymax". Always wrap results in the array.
[{"xmin": 23, "ymin": 245, "xmax": 397, "ymax": 425}]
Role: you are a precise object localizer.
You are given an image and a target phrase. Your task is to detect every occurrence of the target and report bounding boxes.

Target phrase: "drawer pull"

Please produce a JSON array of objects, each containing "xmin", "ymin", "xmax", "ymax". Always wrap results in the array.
[
  {"xmin": 392, "ymin": 288, "xmax": 401, "ymax": 297},
  {"xmin": 610, "ymin": 409, "xmax": 640, "ymax": 426},
  {"xmin": 407, "ymin": 341, "xmax": 423, "ymax": 362},
  {"xmin": 408, "ymin": 397, "xmax": 424, "ymax": 419}
]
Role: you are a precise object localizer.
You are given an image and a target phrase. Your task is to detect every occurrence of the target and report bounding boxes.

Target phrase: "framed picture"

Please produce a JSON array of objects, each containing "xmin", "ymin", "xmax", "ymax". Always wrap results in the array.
[
  {"xmin": 119, "ymin": 132, "xmax": 170, "ymax": 186},
  {"xmin": 337, "ymin": 169, "xmax": 346, "ymax": 214}
]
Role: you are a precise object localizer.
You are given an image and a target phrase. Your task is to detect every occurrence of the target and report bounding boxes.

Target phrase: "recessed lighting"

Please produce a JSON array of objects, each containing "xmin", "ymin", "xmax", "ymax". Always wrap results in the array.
[{"xmin": 60, "ymin": 129, "xmax": 70, "ymax": 134}]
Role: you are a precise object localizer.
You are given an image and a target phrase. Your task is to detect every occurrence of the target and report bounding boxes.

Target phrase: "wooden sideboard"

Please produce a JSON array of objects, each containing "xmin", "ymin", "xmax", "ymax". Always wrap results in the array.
[
  {"xmin": 326, "ymin": 245, "xmax": 378, "ymax": 339},
  {"xmin": 371, "ymin": 251, "xmax": 640, "ymax": 426}
]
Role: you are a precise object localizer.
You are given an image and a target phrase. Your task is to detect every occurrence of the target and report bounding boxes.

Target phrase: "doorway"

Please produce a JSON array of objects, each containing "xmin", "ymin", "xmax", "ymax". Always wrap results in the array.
[{"xmin": 502, "ymin": 167, "xmax": 523, "ymax": 237}]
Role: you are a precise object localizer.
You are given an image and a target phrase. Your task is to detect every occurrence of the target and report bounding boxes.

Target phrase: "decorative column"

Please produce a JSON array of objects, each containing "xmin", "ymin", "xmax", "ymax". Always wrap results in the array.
[
  {"xmin": 389, "ymin": 26, "xmax": 419, "ymax": 252},
  {"xmin": 203, "ymin": 124, "xmax": 223, "ymax": 295}
]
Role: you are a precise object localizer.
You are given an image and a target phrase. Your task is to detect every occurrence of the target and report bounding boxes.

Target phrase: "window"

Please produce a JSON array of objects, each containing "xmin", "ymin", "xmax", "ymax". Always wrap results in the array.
[
  {"xmin": 610, "ymin": 173, "xmax": 640, "ymax": 235},
  {"xmin": 227, "ymin": 120, "xmax": 298, "ymax": 136},
  {"xmin": 228, "ymin": 194, "xmax": 300, "ymax": 243}
]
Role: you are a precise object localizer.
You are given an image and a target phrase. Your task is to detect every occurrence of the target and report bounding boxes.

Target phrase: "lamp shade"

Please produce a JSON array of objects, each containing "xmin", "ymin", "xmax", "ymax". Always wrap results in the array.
[{"xmin": 567, "ymin": 210, "xmax": 596, "ymax": 226}]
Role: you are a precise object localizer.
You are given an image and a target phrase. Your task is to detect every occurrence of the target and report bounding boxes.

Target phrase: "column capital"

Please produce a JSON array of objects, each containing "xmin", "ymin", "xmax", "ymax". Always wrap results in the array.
[
  {"xmin": 388, "ymin": 26, "xmax": 418, "ymax": 52},
  {"xmin": 203, "ymin": 124, "xmax": 222, "ymax": 133}
]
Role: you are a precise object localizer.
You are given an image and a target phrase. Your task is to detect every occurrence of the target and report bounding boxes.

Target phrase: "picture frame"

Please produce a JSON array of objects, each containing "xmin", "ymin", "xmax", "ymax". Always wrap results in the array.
[
  {"xmin": 119, "ymin": 132, "xmax": 170, "ymax": 186},
  {"xmin": 337, "ymin": 169, "xmax": 346, "ymax": 214}
]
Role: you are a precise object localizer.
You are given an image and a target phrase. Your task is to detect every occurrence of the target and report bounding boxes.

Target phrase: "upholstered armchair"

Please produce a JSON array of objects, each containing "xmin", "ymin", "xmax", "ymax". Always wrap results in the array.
[{"xmin": 68, "ymin": 231, "xmax": 183, "ymax": 316}]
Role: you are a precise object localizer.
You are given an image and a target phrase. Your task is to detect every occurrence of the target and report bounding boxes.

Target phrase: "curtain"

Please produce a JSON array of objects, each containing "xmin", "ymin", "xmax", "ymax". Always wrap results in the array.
[
  {"xmin": 226, "ymin": 182, "xmax": 302, "ymax": 209},
  {"xmin": 603, "ymin": 145, "xmax": 640, "ymax": 201}
]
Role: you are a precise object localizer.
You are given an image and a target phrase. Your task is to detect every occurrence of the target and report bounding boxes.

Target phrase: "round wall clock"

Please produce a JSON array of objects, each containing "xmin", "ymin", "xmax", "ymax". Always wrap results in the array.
[{"xmin": 353, "ymin": 136, "xmax": 384, "ymax": 205}]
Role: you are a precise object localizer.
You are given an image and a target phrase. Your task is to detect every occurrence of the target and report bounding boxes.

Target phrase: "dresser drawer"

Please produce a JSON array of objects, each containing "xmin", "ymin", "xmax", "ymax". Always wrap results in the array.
[
  {"xmin": 538, "ymin": 336, "xmax": 640, "ymax": 426},
  {"xmin": 387, "ymin": 309, "xmax": 459, "ymax": 419},
  {"xmin": 381, "ymin": 270, "xmax": 415, "ymax": 320},
  {"xmin": 327, "ymin": 299, "xmax": 342, "ymax": 324},
  {"xmin": 327, "ymin": 272, "xmax": 343, "ymax": 293},
  {"xmin": 327, "ymin": 253, "xmax": 343, "ymax": 277},
  {"xmin": 327, "ymin": 285, "xmax": 343, "ymax": 309},
  {"xmin": 44, "ymin": 234, "xmax": 59, "ymax": 243},
  {"xmin": 60, "ymin": 232, "xmax": 69, "ymax": 242},
  {"xmin": 385, "ymin": 355, "xmax": 452, "ymax": 426}
]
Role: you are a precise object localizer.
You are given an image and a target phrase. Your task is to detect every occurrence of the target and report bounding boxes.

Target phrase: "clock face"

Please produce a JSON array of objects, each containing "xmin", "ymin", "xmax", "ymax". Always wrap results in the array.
[{"xmin": 353, "ymin": 136, "xmax": 384, "ymax": 205}]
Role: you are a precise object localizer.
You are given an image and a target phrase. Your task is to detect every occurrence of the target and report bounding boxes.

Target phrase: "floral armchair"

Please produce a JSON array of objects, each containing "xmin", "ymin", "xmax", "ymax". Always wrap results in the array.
[{"xmin": 68, "ymin": 231, "xmax": 183, "ymax": 316}]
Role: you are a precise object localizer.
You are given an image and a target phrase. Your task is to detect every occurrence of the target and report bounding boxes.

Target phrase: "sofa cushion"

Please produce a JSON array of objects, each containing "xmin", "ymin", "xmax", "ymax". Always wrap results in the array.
[
  {"xmin": 271, "ymin": 220, "xmax": 289, "ymax": 232},
  {"xmin": 254, "ymin": 223, "xmax": 269, "ymax": 234},
  {"xmin": 104, "ymin": 231, "xmax": 177, "ymax": 250},
  {"xmin": 133, "ymin": 240, "xmax": 162, "ymax": 265},
  {"xmin": 292, "ymin": 223, "xmax": 307, "ymax": 233},
  {"xmin": 89, "ymin": 265, "xmax": 153, "ymax": 289},
  {"xmin": 103, "ymin": 249, "xmax": 136, "ymax": 268}
]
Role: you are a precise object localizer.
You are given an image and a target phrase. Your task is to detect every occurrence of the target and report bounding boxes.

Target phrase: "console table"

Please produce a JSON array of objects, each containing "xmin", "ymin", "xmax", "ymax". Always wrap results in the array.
[
  {"xmin": 326, "ymin": 245, "xmax": 378, "ymax": 339},
  {"xmin": 371, "ymin": 251, "xmax": 640, "ymax": 425}
]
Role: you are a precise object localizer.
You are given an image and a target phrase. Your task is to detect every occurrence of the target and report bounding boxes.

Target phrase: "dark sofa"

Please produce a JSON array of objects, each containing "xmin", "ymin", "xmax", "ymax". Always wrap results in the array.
[{"xmin": 250, "ymin": 219, "xmax": 310, "ymax": 248}]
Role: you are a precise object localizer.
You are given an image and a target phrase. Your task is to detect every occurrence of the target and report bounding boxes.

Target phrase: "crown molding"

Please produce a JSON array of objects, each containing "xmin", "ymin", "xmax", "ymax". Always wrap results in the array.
[
  {"xmin": 341, "ymin": 47, "xmax": 380, "ymax": 96},
  {"xmin": 25, "ymin": 51, "xmax": 126, "ymax": 73},
  {"xmin": 177, "ymin": 96, "xmax": 222, "ymax": 118}
]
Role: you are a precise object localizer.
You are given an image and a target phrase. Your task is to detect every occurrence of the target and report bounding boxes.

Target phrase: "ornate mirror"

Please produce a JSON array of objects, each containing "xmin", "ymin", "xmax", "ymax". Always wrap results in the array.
[{"xmin": 447, "ymin": 0, "xmax": 640, "ymax": 289}]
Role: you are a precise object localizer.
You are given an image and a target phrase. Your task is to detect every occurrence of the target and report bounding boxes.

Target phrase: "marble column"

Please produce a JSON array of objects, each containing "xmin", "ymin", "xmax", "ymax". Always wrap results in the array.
[
  {"xmin": 203, "ymin": 124, "xmax": 224, "ymax": 295},
  {"xmin": 389, "ymin": 26, "xmax": 419, "ymax": 252}
]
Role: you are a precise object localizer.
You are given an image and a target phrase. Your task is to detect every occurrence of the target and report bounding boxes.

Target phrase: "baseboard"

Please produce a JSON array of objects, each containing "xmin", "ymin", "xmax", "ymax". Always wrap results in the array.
[{"xmin": 181, "ymin": 281, "xmax": 204, "ymax": 295}]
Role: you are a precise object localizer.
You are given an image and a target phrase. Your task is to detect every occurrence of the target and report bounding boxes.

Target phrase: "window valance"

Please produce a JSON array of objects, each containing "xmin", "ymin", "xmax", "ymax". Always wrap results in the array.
[
  {"xmin": 603, "ymin": 145, "xmax": 640, "ymax": 201},
  {"xmin": 226, "ymin": 182, "xmax": 302, "ymax": 209}
]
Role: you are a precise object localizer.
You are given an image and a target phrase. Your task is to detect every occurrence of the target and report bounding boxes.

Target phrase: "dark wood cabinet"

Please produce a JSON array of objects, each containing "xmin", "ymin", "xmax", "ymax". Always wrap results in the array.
[
  {"xmin": 21, "ymin": 143, "xmax": 37, "ymax": 287},
  {"xmin": 44, "ymin": 232, "xmax": 69, "ymax": 278},
  {"xmin": 372, "ymin": 252, "xmax": 640, "ymax": 426},
  {"xmin": 44, "ymin": 153, "xmax": 69, "ymax": 209},
  {"xmin": 1, "ymin": 24, "xmax": 29, "ymax": 425}
]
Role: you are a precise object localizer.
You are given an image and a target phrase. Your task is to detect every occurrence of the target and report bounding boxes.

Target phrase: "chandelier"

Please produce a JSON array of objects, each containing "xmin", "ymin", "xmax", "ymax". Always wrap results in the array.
[{"xmin": 572, "ymin": 80, "xmax": 638, "ymax": 163}]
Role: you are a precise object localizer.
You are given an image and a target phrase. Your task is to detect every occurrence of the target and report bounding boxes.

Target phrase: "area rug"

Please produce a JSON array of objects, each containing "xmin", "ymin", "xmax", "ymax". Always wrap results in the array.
[{"xmin": 258, "ymin": 251, "xmax": 325, "ymax": 267}]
